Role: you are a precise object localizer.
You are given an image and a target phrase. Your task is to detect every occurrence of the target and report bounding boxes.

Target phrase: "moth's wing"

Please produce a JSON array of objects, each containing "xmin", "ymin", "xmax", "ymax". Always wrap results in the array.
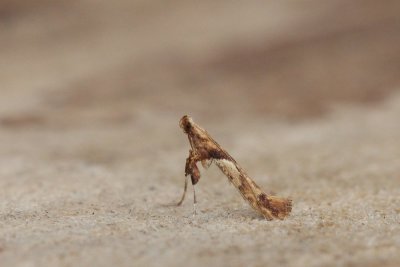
[
  {"xmin": 195, "ymin": 126, "xmax": 236, "ymax": 162},
  {"xmin": 196, "ymin": 127, "xmax": 263, "ymax": 197},
  {"xmin": 194, "ymin": 127, "xmax": 262, "ymax": 196}
]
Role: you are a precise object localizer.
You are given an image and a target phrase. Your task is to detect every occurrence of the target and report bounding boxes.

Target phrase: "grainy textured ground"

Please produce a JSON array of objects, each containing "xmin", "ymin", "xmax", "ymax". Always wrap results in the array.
[{"xmin": 0, "ymin": 1, "xmax": 400, "ymax": 266}]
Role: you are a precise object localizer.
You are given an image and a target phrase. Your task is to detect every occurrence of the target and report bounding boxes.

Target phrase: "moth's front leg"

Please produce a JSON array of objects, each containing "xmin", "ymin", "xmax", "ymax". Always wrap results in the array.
[
  {"xmin": 184, "ymin": 149, "xmax": 202, "ymax": 215},
  {"xmin": 185, "ymin": 149, "xmax": 201, "ymax": 185},
  {"xmin": 177, "ymin": 149, "xmax": 201, "ymax": 207}
]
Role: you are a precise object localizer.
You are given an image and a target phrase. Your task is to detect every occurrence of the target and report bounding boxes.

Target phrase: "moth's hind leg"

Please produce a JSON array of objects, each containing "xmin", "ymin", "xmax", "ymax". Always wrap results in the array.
[{"xmin": 192, "ymin": 183, "xmax": 197, "ymax": 216}]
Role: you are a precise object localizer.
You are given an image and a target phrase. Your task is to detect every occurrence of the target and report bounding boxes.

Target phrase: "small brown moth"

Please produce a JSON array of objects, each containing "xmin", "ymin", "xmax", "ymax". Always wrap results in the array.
[{"xmin": 177, "ymin": 115, "xmax": 292, "ymax": 220}]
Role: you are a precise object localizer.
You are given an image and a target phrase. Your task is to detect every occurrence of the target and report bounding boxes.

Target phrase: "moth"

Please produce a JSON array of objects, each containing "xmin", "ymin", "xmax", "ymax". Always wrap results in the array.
[{"xmin": 177, "ymin": 115, "xmax": 292, "ymax": 220}]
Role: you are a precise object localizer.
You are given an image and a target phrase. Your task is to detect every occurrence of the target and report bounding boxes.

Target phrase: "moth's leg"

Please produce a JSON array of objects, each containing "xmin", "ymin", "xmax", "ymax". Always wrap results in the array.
[
  {"xmin": 181, "ymin": 149, "xmax": 201, "ymax": 215},
  {"xmin": 192, "ymin": 183, "xmax": 197, "ymax": 216},
  {"xmin": 177, "ymin": 175, "xmax": 188, "ymax": 206},
  {"xmin": 189, "ymin": 150, "xmax": 200, "ymax": 216},
  {"xmin": 178, "ymin": 149, "xmax": 199, "ymax": 207},
  {"xmin": 185, "ymin": 149, "xmax": 201, "ymax": 185}
]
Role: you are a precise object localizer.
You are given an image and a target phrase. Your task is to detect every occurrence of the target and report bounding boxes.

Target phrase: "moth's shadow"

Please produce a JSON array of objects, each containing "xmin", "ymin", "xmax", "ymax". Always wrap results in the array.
[{"xmin": 225, "ymin": 208, "xmax": 265, "ymax": 220}]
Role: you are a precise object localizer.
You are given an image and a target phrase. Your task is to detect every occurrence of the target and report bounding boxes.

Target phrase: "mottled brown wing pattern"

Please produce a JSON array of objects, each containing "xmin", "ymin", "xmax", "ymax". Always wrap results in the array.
[{"xmin": 178, "ymin": 115, "xmax": 292, "ymax": 220}]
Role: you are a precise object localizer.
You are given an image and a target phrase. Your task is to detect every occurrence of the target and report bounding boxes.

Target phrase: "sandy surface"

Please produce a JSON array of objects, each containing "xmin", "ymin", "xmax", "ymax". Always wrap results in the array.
[
  {"xmin": 1, "ymin": 1, "xmax": 400, "ymax": 266},
  {"xmin": 1, "ymin": 92, "xmax": 400, "ymax": 267}
]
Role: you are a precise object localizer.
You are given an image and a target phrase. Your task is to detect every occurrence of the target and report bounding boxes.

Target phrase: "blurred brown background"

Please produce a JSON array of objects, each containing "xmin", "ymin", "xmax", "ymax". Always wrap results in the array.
[
  {"xmin": 1, "ymin": 0, "xmax": 400, "ymax": 124},
  {"xmin": 0, "ymin": 1, "xmax": 399, "ymax": 267}
]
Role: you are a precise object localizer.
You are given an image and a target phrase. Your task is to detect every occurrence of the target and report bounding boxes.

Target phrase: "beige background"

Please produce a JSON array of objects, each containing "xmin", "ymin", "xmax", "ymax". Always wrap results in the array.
[{"xmin": 0, "ymin": 1, "xmax": 399, "ymax": 266}]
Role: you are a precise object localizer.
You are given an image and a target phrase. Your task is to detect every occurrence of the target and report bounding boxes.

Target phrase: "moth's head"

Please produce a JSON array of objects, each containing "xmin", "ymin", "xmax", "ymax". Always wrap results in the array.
[{"xmin": 179, "ymin": 115, "xmax": 194, "ymax": 134}]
